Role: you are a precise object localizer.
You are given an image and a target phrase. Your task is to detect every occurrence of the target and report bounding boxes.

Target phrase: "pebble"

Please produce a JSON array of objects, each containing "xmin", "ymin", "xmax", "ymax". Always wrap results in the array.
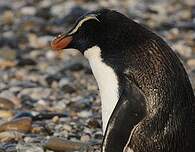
[
  {"xmin": 63, "ymin": 124, "xmax": 72, "ymax": 132},
  {"xmin": 0, "ymin": 97, "xmax": 14, "ymax": 110},
  {"xmin": 80, "ymin": 134, "xmax": 91, "ymax": 142},
  {"xmin": 172, "ymin": 41, "xmax": 192, "ymax": 58},
  {"xmin": 0, "ymin": 131, "xmax": 23, "ymax": 142},
  {"xmin": 20, "ymin": 6, "xmax": 36, "ymax": 16},
  {"xmin": 78, "ymin": 111, "xmax": 92, "ymax": 118},
  {"xmin": 0, "ymin": 110, "xmax": 13, "ymax": 119},
  {"xmin": 187, "ymin": 59, "xmax": 195, "ymax": 69},
  {"xmin": 31, "ymin": 126, "xmax": 43, "ymax": 134},
  {"xmin": 0, "ymin": 117, "xmax": 32, "ymax": 133},
  {"xmin": 87, "ymin": 119, "xmax": 101, "ymax": 129},
  {"xmin": 17, "ymin": 58, "xmax": 37, "ymax": 67},
  {"xmin": 61, "ymin": 84, "xmax": 76, "ymax": 94},
  {"xmin": 0, "ymin": 60, "xmax": 16, "ymax": 69},
  {"xmin": 52, "ymin": 116, "xmax": 60, "ymax": 124},
  {"xmin": 16, "ymin": 143, "xmax": 44, "ymax": 152},
  {"xmin": 2, "ymin": 10, "xmax": 14, "ymax": 25},
  {"xmin": 44, "ymin": 137, "xmax": 89, "ymax": 152}
]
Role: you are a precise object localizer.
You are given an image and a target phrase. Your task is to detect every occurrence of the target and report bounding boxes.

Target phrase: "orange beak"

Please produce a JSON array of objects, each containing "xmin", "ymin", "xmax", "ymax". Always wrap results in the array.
[{"xmin": 51, "ymin": 34, "xmax": 73, "ymax": 50}]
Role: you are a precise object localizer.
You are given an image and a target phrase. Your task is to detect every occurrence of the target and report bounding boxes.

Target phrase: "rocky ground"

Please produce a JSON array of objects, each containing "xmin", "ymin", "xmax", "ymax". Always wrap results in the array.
[{"xmin": 0, "ymin": 0, "xmax": 195, "ymax": 151}]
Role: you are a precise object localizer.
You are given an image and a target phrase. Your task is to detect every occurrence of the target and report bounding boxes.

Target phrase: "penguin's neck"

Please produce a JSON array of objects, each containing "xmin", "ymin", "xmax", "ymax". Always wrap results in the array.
[{"xmin": 84, "ymin": 46, "xmax": 119, "ymax": 133}]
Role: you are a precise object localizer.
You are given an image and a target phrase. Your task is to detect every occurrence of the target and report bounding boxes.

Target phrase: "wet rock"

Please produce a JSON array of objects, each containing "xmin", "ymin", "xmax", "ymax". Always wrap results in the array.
[
  {"xmin": 0, "ymin": 117, "xmax": 32, "ymax": 133},
  {"xmin": 0, "ymin": 131, "xmax": 24, "ymax": 142},
  {"xmin": 44, "ymin": 137, "xmax": 89, "ymax": 152},
  {"xmin": 0, "ymin": 97, "xmax": 14, "ymax": 110}
]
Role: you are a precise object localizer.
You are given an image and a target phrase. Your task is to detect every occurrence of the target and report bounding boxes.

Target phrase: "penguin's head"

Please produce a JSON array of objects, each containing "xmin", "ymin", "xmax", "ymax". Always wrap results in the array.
[{"xmin": 51, "ymin": 9, "xmax": 129, "ymax": 55}]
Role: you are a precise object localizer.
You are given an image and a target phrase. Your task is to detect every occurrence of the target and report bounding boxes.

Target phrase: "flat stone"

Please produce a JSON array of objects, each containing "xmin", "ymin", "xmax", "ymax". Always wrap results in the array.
[
  {"xmin": 0, "ymin": 110, "xmax": 13, "ymax": 119},
  {"xmin": 0, "ymin": 131, "xmax": 24, "ymax": 142},
  {"xmin": 44, "ymin": 137, "xmax": 89, "ymax": 152},
  {"xmin": 0, "ymin": 60, "xmax": 16, "ymax": 69},
  {"xmin": 0, "ymin": 117, "xmax": 32, "ymax": 133},
  {"xmin": 16, "ymin": 143, "xmax": 44, "ymax": 152},
  {"xmin": 0, "ymin": 97, "xmax": 15, "ymax": 110}
]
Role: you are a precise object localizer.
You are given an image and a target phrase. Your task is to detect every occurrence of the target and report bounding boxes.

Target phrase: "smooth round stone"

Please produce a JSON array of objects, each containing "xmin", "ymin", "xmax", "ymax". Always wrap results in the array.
[
  {"xmin": 0, "ymin": 97, "xmax": 15, "ymax": 110},
  {"xmin": 0, "ymin": 131, "xmax": 24, "ymax": 142},
  {"xmin": 52, "ymin": 116, "xmax": 60, "ymax": 124},
  {"xmin": 78, "ymin": 111, "xmax": 92, "ymax": 118},
  {"xmin": 2, "ymin": 10, "xmax": 14, "ymax": 25},
  {"xmin": 80, "ymin": 134, "xmax": 90, "ymax": 142},
  {"xmin": 0, "ymin": 110, "xmax": 13, "ymax": 119},
  {"xmin": 0, "ymin": 117, "xmax": 32, "ymax": 133},
  {"xmin": 20, "ymin": 6, "xmax": 36, "ymax": 15},
  {"xmin": 44, "ymin": 137, "xmax": 89, "ymax": 152}
]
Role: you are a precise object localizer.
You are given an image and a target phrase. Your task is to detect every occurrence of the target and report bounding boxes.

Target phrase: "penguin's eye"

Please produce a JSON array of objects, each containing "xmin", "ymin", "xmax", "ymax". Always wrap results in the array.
[{"xmin": 68, "ymin": 15, "xmax": 100, "ymax": 35}]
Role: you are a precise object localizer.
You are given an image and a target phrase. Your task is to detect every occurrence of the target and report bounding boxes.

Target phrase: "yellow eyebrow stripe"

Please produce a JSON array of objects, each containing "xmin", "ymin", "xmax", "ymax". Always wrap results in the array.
[{"xmin": 68, "ymin": 16, "xmax": 99, "ymax": 35}]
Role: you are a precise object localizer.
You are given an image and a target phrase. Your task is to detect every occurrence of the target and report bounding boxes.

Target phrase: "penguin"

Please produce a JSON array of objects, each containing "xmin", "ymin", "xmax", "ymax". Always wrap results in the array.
[{"xmin": 51, "ymin": 9, "xmax": 195, "ymax": 152}]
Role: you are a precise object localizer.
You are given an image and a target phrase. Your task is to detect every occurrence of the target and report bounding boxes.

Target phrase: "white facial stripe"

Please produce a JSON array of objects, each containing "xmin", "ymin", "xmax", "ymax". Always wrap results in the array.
[
  {"xmin": 84, "ymin": 46, "xmax": 119, "ymax": 134},
  {"xmin": 68, "ymin": 16, "xmax": 100, "ymax": 35}
]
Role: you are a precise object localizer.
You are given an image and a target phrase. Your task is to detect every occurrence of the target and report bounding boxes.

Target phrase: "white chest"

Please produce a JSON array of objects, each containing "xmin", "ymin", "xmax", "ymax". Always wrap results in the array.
[{"xmin": 84, "ymin": 46, "xmax": 119, "ymax": 133}]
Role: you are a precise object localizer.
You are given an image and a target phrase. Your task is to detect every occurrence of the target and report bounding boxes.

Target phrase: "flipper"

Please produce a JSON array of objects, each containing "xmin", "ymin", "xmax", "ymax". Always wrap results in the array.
[{"xmin": 101, "ymin": 77, "xmax": 146, "ymax": 152}]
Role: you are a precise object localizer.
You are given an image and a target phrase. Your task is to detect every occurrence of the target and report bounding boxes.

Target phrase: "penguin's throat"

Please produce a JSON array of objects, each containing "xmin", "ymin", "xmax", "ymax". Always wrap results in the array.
[{"xmin": 84, "ymin": 46, "xmax": 119, "ymax": 133}]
